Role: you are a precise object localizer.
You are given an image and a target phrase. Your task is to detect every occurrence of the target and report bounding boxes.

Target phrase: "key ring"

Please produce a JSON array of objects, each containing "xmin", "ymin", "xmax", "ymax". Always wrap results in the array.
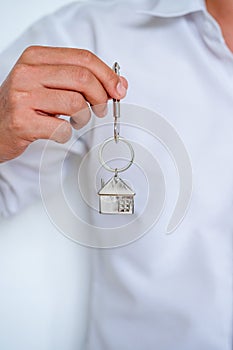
[
  {"xmin": 97, "ymin": 62, "xmax": 136, "ymax": 215},
  {"xmin": 98, "ymin": 136, "xmax": 135, "ymax": 173}
]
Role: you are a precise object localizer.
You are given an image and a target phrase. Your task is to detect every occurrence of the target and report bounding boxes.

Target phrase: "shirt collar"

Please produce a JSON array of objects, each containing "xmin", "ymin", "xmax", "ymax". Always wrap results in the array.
[{"xmin": 137, "ymin": 0, "xmax": 206, "ymax": 18}]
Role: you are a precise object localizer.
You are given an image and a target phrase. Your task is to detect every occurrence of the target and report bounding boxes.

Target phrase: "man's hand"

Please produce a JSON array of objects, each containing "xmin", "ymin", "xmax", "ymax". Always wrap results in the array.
[{"xmin": 0, "ymin": 46, "xmax": 128, "ymax": 162}]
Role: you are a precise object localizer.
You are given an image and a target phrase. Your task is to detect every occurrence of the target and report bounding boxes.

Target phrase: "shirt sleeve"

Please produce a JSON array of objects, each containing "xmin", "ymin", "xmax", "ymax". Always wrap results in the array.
[
  {"xmin": 0, "ymin": 141, "xmax": 52, "ymax": 217},
  {"xmin": 0, "ymin": 2, "xmax": 93, "ymax": 217}
]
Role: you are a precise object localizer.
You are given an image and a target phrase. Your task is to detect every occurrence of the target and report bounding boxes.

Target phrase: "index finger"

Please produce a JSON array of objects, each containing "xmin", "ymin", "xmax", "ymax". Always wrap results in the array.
[{"xmin": 19, "ymin": 46, "xmax": 128, "ymax": 99}]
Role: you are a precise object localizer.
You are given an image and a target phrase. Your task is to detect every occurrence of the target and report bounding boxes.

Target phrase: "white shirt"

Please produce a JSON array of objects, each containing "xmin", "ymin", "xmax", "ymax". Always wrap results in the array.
[{"xmin": 0, "ymin": 0, "xmax": 232, "ymax": 349}]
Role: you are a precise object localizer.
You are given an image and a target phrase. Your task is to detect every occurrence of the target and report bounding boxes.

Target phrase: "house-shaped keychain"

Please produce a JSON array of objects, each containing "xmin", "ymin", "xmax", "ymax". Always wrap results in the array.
[
  {"xmin": 98, "ymin": 174, "xmax": 135, "ymax": 214},
  {"xmin": 97, "ymin": 64, "xmax": 136, "ymax": 215}
]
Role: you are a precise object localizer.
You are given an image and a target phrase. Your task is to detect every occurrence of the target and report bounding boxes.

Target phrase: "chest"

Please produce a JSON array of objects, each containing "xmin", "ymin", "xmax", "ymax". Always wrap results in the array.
[{"xmin": 88, "ymin": 16, "xmax": 233, "ymax": 231}]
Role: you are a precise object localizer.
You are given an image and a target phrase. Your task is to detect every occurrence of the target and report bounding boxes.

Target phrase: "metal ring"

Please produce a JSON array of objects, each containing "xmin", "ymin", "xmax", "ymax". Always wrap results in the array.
[{"xmin": 98, "ymin": 137, "xmax": 135, "ymax": 173}]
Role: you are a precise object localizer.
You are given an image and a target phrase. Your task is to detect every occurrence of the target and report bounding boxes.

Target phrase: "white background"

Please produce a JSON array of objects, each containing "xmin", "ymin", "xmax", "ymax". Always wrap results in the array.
[
  {"xmin": 0, "ymin": 0, "xmax": 84, "ymax": 52},
  {"xmin": 0, "ymin": 1, "xmax": 91, "ymax": 350}
]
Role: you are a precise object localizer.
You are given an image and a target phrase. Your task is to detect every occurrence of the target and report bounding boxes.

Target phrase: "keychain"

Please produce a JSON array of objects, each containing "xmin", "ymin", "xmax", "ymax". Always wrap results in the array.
[{"xmin": 98, "ymin": 62, "xmax": 136, "ymax": 214}]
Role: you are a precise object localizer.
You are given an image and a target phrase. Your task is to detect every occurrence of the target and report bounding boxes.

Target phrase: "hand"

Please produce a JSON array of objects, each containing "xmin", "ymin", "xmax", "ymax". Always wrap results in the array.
[{"xmin": 0, "ymin": 46, "xmax": 128, "ymax": 162}]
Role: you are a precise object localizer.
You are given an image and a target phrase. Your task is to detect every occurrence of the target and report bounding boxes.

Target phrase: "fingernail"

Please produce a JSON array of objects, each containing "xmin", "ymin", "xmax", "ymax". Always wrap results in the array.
[
  {"xmin": 116, "ymin": 81, "xmax": 127, "ymax": 97},
  {"xmin": 92, "ymin": 104, "xmax": 108, "ymax": 117},
  {"xmin": 101, "ymin": 104, "xmax": 108, "ymax": 116}
]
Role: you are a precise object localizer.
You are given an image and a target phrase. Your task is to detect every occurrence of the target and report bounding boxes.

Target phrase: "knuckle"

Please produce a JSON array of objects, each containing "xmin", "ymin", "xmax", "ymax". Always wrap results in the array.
[
  {"xmin": 77, "ymin": 49, "xmax": 93, "ymax": 65},
  {"xmin": 11, "ymin": 63, "xmax": 35, "ymax": 83},
  {"xmin": 106, "ymin": 70, "xmax": 118, "ymax": 85},
  {"xmin": 8, "ymin": 90, "xmax": 30, "ymax": 109},
  {"xmin": 21, "ymin": 45, "xmax": 41, "ymax": 60},
  {"xmin": 7, "ymin": 91, "xmax": 19, "ymax": 109},
  {"xmin": 76, "ymin": 67, "xmax": 92, "ymax": 85},
  {"xmin": 9, "ymin": 114, "xmax": 24, "ymax": 133},
  {"xmin": 11, "ymin": 63, "xmax": 28, "ymax": 81},
  {"xmin": 69, "ymin": 93, "xmax": 82, "ymax": 113}
]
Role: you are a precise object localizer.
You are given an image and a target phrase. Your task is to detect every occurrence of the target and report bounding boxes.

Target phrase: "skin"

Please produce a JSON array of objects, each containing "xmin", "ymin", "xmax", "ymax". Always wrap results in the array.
[
  {"xmin": 0, "ymin": 46, "xmax": 128, "ymax": 162},
  {"xmin": 0, "ymin": 0, "xmax": 231, "ymax": 163},
  {"xmin": 206, "ymin": 0, "xmax": 233, "ymax": 52}
]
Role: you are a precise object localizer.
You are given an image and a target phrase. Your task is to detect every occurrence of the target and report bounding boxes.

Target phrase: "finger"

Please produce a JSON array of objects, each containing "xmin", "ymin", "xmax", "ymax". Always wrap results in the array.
[
  {"xmin": 70, "ymin": 109, "xmax": 92, "ymax": 130},
  {"xmin": 19, "ymin": 64, "xmax": 109, "ymax": 116},
  {"xmin": 32, "ymin": 88, "xmax": 92, "ymax": 131},
  {"xmin": 34, "ymin": 88, "xmax": 107, "ymax": 130},
  {"xmin": 20, "ymin": 110, "xmax": 72, "ymax": 143},
  {"xmin": 31, "ymin": 87, "xmax": 91, "ymax": 116},
  {"xmin": 19, "ymin": 46, "xmax": 128, "ymax": 99},
  {"xmin": 90, "ymin": 103, "xmax": 108, "ymax": 118}
]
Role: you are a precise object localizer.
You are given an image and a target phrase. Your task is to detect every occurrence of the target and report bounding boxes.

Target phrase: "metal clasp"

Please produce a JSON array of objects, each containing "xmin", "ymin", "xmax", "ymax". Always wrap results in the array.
[{"xmin": 113, "ymin": 62, "xmax": 120, "ymax": 143}]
